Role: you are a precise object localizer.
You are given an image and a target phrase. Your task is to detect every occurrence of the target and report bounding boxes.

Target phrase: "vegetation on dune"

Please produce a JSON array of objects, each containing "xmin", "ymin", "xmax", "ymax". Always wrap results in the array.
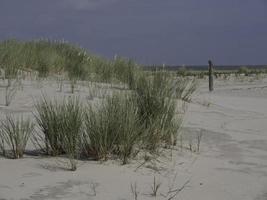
[
  {"xmin": 0, "ymin": 39, "xmax": 86, "ymax": 78},
  {"xmin": 134, "ymin": 72, "xmax": 177, "ymax": 151},
  {"xmin": 0, "ymin": 115, "xmax": 34, "ymax": 159},
  {"xmin": 34, "ymin": 97, "xmax": 82, "ymax": 170},
  {"xmin": 0, "ymin": 39, "xmax": 198, "ymax": 168},
  {"xmin": 1, "ymin": 38, "xmax": 266, "ymax": 173},
  {"xmin": 31, "ymin": 71, "xmax": 195, "ymax": 166},
  {"xmin": 0, "ymin": 39, "xmax": 139, "ymax": 85},
  {"xmin": 34, "ymin": 97, "xmax": 65, "ymax": 156},
  {"xmin": 83, "ymin": 93, "xmax": 142, "ymax": 164},
  {"xmin": 34, "ymin": 97, "xmax": 82, "ymax": 155},
  {"xmin": 82, "ymin": 71, "xmax": 196, "ymax": 162},
  {"xmin": 60, "ymin": 98, "xmax": 83, "ymax": 171}
]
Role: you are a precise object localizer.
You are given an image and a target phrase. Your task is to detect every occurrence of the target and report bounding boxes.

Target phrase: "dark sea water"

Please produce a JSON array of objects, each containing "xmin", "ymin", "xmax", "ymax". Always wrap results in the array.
[{"xmin": 0, "ymin": 0, "xmax": 267, "ymax": 65}]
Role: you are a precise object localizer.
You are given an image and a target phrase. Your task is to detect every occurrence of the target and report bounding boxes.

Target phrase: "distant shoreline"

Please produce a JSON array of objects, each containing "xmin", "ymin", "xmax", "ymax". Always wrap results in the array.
[{"xmin": 141, "ymin": 65, "xmax": 267, "ymax": 71}]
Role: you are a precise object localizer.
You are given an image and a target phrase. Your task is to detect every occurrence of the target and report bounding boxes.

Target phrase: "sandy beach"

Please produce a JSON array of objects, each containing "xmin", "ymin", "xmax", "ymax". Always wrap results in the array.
[{"xmin": 0, "ymin": 77, "xmax": 267, "ymax": 200}]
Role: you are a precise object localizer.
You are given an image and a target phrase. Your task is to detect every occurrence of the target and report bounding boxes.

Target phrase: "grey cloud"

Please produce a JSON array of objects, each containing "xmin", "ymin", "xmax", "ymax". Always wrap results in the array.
[{"xmin": 64, "ymin": 0, "xmax": 121, "ymax": 10}]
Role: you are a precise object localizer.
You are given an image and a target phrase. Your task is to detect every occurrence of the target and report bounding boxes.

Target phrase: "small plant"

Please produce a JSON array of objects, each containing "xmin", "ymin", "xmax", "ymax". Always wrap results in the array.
[
  {"xmin": 130, "ymin": 182, "xmax": 139, "ymax": 200},
  {"xmin": 150, "ymin": 176, "xmax": 161, "ymax": 197},
  {"xmin": 89, "ymin": 182, "xmax": 98, "ymax": 196},
  {"xmin": 1, "ymin": 115, "xmax": 34, "ymax": 159},
  {"xmin": 165, "ymin": 180, "xmax": 190, "ymax": 200},
  {"xmin": 188, "ymin": 137, "xmax": 193, "ymax": 152},
  {"xmin": 177, "ymin": 66, "xmax": 188, "ymax": 77},
  {"xmin": 160, "ymin": 174, "xmax": 190, "ymax": 200},
  {"xmin": 238, "ymin": 66, "xmax": 249, "ymax": 76},
  {"xmin": 4, "ymin": 79, "xmax": 18, "ymax": 106}
]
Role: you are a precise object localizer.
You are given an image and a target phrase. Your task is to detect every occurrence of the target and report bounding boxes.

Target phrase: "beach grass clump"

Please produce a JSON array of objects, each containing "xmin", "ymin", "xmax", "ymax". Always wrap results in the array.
[
  {"xmin": 133, "ymin": 70, "xmax": 196, "ymax": 151},
  {"xmin": 34, "ymin": 97, "xmax": 65, "ymax": 156},
  {"xmin": 34, "ymin": 97, "xmax": 83, "ymax": 170},
  {"xmin": 134, "ymin": 71, "xmax": 180, "ymax": 151},
  {"xmin": 83, "ymin": 93, "xmax": 142, "ymax": 164},
  {"xmin": 112, "ymin": 58, "xmax": 137, "ymax": 88},
  {"xmin": 238, "ymin": 66, "xmax": 250, "ymax": 76},
  {"xmin": 112, "ymin": 95, "xmax": 143, "ymax": 164},
  {"xmin": 176, "ymin": 66, "xmax": 188, "ymax": 77},
  {"xmin": 88, "ymin": 57, "xmax": 139, "ymax": 88},
  {"xmin": 92, "ymin": 59, "xmax": 113, "ymax": 83},
  {"xmin": 0, "ymin": 115, "xmax": 34, "ymax": 159}
]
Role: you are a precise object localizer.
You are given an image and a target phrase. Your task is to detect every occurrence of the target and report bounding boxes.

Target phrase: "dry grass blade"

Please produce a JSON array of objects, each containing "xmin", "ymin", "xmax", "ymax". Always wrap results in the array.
[{"xmin": 167, "ymin": 180, "xmax": 190, "ymax": 200}]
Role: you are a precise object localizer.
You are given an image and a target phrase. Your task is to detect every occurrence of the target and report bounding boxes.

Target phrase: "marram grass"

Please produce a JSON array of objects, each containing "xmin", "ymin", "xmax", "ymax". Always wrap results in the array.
[
  {"xmin": 34, "ymin": 97, "xmax": 82, "ymax": 170},
  {"xmin": 83, "ymin": 93, "xmax": 142, "ymax": 164},
  {"xmin": 0, "ymin": 115, "xmax": 34, "ymax": 159}
]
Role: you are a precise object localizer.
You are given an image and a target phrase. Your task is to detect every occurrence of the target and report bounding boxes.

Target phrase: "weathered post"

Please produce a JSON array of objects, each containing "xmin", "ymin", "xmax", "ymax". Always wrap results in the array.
[{"xmin": 208, "ymin": 60, "xmax": 214, "ymax": 91}]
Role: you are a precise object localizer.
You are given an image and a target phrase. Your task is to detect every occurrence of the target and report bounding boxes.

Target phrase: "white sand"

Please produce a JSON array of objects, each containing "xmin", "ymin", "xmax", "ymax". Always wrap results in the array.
[{"xmin": 1, "ymin": 77, "xmax": 267, "ymax": 200}]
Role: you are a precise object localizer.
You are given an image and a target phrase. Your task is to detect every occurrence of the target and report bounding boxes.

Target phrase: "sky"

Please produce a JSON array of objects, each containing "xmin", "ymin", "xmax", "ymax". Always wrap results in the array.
[{"xmin": 0, "ymin": 0, "xmax": 267, "ymax": 65}]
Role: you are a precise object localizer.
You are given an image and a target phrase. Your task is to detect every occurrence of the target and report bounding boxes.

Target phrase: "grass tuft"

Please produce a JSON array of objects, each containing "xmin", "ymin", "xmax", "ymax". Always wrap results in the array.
[
  {"xmin": 34, "ymin": 97, "xmax": 82, "ymax": 170},
  {"xmin": 134, "ymin": 71, "xmax": 180, "ymax": 151},
  {"xmin": 83, "ymin": 93, "xmax": 142, "ymax": 164},
  {"xmin": 0, "ymin": 115, "xmax": 34, "ymax": 159}
]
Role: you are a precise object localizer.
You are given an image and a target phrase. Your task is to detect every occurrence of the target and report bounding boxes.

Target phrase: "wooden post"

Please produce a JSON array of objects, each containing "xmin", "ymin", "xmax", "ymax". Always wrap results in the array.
[{"xmin": 208, "ymin": 60, "xmax": 214, "ymax": 91}]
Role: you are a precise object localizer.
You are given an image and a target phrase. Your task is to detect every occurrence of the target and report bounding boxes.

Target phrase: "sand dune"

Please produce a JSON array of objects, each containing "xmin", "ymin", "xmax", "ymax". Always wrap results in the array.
[{"xmin": 1, "ymin": 77, "xmax": 267, "ymax": 200}]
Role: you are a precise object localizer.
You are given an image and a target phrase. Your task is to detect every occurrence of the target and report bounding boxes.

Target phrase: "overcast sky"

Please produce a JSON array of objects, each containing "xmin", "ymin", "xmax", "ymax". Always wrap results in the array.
[{"xmin": 0, "ymin": 0, "xmax": 267, "ymax": 65}]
